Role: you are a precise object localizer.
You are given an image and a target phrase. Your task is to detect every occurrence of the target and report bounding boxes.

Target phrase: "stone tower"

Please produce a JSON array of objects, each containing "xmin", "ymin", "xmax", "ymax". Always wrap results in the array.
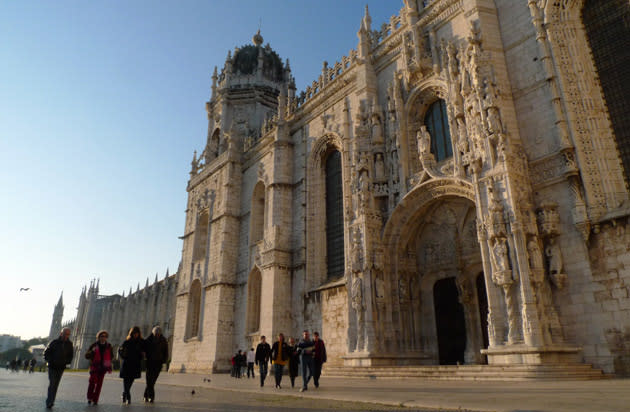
[
  {"xmin": 48, "ymin": 293, "xmax": 64, "ymax": 341},
  {"xmin": 171, "ymin": 30, "xmax": 295, "ymax": 372}
]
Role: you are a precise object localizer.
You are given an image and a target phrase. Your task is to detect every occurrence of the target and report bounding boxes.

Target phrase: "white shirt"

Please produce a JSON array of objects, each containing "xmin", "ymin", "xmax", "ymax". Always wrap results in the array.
[{"xmin": 246, "ymin": 350, "xmax": 255, "ymax": 363}]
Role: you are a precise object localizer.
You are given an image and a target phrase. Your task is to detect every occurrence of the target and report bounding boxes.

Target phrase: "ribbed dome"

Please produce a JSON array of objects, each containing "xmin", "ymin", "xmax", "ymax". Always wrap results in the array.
[{"xmin": 232, "ymin": 44, "xmax": 285, "ymax": 83}]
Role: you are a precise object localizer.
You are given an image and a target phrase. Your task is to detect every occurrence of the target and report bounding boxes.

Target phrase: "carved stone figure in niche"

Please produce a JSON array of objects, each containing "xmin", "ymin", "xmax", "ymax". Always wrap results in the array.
[
  {"xmin": 417, "ymin": 125, "xmax": 431, "ymax": 156},
  {"xmin": 491, "ymin": 238, "xmax": 509, "ymax": 274},
  {"xmin": 371, "ymin": 113, "xmax": 383, "ymax": 144},
  {"xmin": 456, "ymin": 117, "xmax": 469, "ymax": 153},
  {"xmin": 486, "ymin": 106, "xmax": 502, "ymax": 136},
  {"xmin": 390, "ymin": 150, "xmax": 400, "ymax": 182},
  {"xmin": 374, "ymin": 153, "xmax": 385, "ymax": 182},
  {"xmin": 545, "ymin": 237, "xmax": 567, "ymax": 289},
  {"xmin": 351, "ymin": 228, "xmax": 364, "ymax": 273},
  {"xmin": 358, "ymin": 170, "xmax": 371, "ymax": 209}
]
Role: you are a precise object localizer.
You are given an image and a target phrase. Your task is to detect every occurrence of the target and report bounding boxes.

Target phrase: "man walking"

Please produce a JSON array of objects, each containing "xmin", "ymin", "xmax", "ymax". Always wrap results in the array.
[
  {"xmin": 312, "ymin": 331, "xmax": 327, "ymax": 388},
  {"xmin": 43, "ymin": 327, "xmax": 74, "ymax": 409},
  {"xmin": 246, "ymin": 347, "xmax": 255, "ymax": 379},
  {"xmin": 297, "ymin": 330, "xmax": 315, "ymax": 392},
  {"xmin": 144, "ymin": 326, "xmax": 169, "ymax": 403},
  {"xmin": 255, "ymin": 336, "xmax": 271, "ymax": 387}
]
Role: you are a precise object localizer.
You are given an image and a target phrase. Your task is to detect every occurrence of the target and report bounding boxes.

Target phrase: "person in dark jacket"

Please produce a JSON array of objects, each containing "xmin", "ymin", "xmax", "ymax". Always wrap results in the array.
[
  {"xmin": 143, "ymin": 326, "xmax": 168, "ymax": 403},
  {"xmin": 270, "ymin": 333, "xmax": 290, "ymax": 389},
  {"xmin": 287, "ymin": 337, "xmax": 299, "ymax": 388},
  {"xmin": 43, "ymin": 327, "xmax": 74, "ymax": 409},
  {"xmin": 85, "ymin": 330, "xmax": 113, "ymax": 405},
  {"xmin": 312, "ymin": 331, "xmax": 327, "ymax": 388},
  {"xmin": 255, "ymin": 336, "xmax": 271, "ymax": 387},
  {"xmin": 297, "ymin": 330, "xmax": 314, "ymax": 392},
  {"xmin": 118, "ymin": 326, "xmax": 145, "ymax": 405}
]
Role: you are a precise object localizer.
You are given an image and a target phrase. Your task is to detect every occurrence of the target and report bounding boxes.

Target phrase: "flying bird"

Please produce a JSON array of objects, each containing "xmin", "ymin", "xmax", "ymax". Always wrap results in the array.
[{"xmin": 19, "ymin": 288, "xmax": 30, "ymax": 291}]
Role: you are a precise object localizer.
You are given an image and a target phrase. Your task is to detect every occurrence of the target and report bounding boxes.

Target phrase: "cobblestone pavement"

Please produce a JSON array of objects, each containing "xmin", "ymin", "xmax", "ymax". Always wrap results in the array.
[{"xmin": 0, "ymin": 369, "xmax": 471, "ymax": 412}]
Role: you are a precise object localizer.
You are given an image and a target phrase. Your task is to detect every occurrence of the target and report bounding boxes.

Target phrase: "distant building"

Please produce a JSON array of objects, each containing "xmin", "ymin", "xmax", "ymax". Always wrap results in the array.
[
  {"xmin": 0, "ymin": 334, "xmax": 22, "ymax": 353},
  {"xmin": 49, "ymin": 274, "xmax": 177, "ymax": 369},
  {"xmin": 29, "ymin": 344, "xmax": 46, "ymax": 364}
]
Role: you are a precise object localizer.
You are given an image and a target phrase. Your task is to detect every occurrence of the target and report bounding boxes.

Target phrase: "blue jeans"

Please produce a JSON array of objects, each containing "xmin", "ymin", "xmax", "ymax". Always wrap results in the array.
[
  {"xmin": 300, "ymin": 355, "xmax": 313, "ymax": 389},
  {"xmin": 46, "ymin": 367, "xmax": 64, "ymax": 407}
]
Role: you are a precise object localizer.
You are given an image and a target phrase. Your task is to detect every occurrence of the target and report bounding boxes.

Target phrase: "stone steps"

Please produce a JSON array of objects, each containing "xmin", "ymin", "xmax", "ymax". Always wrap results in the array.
[{"xmin": 323, "ymin": 364, "xmax": 608, "ymax": 381}]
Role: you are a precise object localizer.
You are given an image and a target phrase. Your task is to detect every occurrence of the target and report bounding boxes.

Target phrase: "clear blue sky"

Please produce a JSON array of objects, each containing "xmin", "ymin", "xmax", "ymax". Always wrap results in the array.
[{"xmin": 0, "ymin": 1, "xmax": 402, "ymax": 340}]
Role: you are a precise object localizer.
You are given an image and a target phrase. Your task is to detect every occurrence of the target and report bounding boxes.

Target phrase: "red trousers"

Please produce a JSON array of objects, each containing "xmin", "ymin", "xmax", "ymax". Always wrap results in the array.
[{"xmin": 87, "ymin": 371, "xmax": 105, "ymax": 402}]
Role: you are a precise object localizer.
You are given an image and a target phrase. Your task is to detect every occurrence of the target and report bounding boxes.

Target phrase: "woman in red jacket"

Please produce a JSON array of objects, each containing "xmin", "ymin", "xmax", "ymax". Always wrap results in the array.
[{"xmin": 85, "ymin": 330, "xmax": 113, "ymax": 405}]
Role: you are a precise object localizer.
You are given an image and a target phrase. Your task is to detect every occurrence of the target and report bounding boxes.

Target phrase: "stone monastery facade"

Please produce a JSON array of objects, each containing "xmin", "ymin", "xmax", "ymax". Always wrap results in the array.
[
  {"xmin": 171, "ymin": 0, "xmax": 630, "ymax": 375},
  {"xmin": 50, "ymin": 0, "xmax": 630, "ymax": 376}
]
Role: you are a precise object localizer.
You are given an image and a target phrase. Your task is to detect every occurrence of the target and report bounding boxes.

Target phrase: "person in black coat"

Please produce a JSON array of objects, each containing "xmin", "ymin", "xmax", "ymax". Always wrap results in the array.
[
  {"xmin": 255, "ymin": 336, "xmax": 271, "ymax": 387},
  {"xmin": 287, "ymin": 337, "xmax": 299, "ymax": 388},
  {"xmin": 43, "ymin": 327, "xmax": 74, "ymax": 409},
  {"xmin": 118, "ymin": 326, "xmax": 145, "ymax": 405},
  {"xmin": 143, "ymin": 326, "xmax": 169, "ymax": 403}
]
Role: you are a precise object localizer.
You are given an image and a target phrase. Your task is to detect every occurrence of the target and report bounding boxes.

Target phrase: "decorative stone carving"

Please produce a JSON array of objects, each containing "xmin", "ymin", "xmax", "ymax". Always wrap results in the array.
[
  {"xmin": 546, "ymin": 237, "xmax": 567, "ymax": 289},
  {"xmin": 351, "ymin": 273, "xmax": 365, "ymax": 352},
  {"xmin": 374, "ymin": 153, "xmax": 386, "ymax": 182}
]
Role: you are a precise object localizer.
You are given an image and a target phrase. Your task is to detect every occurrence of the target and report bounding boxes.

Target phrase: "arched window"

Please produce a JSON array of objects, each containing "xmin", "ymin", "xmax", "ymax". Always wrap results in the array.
[
  {"xmin": 325, "ymin": 150, "xmax": 345, "ymax": 280},
  {"xmin": 250, "ymin": 182, "xmax": 266, "ymax": 245},
  {"xmin": 193, "ymin": 210, "xmax": 209, "ymax": 262},
  {"xmin": 424, "ymin": 99, "xmax": 452, "ymax": 162},
  {"xmin": 246, "ymin": 268, "xmax": 262, "ymax": 333},
  {"xmin": 583, "ymin": 0, "xmax": 630, "ymax": 182},
  {"xmin": 187, "ymin": 280, "xmax": 201, "ymax": 338}
]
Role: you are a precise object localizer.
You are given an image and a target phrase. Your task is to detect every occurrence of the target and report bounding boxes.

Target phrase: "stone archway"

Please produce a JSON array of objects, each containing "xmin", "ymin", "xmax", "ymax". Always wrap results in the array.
[{"xmin": 380, "ymin": 178, "xmax": 487, "ymax": 365}]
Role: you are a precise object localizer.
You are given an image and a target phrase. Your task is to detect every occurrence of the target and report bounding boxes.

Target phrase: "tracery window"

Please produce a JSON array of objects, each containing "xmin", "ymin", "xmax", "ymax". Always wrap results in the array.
[
  {"xmin": 583, "ymin": 0, "xmax": 630, "ymax": 182},
  {"xmin": 187, "ymin": 279, "xmax": 201, "ymax": 338},
  {"xmin": 325, "ymin": 150, "xmax": 345, "ymax": 281},
  {"xmin": 424, "ymin": 99, "xmax": 452, "ymax": 162}
]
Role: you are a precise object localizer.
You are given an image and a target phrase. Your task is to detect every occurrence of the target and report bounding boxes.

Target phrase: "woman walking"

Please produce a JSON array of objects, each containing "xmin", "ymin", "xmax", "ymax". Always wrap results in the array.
[
  {"xmin": 287, "ymin": 337, "xmax": 299, "ymax": 388},
  {"xmin": 119, "ymin": 326, "xmax": 145, "ymax": 405},
  {"xmin": 85, "ymin": 330, "xmax": 113, "ymax": 405},
  {"xmin": 270, "ymin": 333, "xmax": 289, "ymax": 389}
]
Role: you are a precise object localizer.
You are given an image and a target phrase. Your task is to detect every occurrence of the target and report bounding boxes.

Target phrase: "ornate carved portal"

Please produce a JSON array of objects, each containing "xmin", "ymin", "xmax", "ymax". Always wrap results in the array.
[{"xmin": 378, "ymin": 194, "xmax": 488, "ymax": 365}]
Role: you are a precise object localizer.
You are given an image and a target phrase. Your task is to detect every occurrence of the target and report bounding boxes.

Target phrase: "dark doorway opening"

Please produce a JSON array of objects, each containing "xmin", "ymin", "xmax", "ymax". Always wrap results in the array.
[
  {"xmin": 476, "ymin": 273, "xmax": 489, "ymax": 364},
  {"xmin": 433, "ymin": 277, "xmax": 466, "ymax": 365}
]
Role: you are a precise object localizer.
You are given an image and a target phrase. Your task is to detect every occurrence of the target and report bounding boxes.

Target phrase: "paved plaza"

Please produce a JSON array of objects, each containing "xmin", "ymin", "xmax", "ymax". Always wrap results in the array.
[{"xmin": 2, "ymin": 368, "xmax": 630, "ymax": 412}]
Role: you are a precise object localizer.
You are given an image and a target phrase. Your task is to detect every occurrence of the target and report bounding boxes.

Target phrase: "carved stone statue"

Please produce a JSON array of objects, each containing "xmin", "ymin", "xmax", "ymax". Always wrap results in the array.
[
  {"xmin": 456, "ymin": 117, "xmax": 469, "ymax": 153},
  {"xmin": 358, "ymin": 170, "xmax": 371, "ymax": 209},
  {"xmin": 486, "ymin": 106, "xmax": 502, "ymax": 135},
  {"xmin": 491, "ymin": 238, "xmax": 509, "ymax": 273},
  {"xmin": 546, "ymin": 237, "xmax": 564, "ymax": 276},
  {"xmin": 374, "ymin": 153, "xmax": 385, "ymax": 182},
  {"xmin": 390, "ymin": 150, "xmax": 399, "ymax": 181},
  {"xmin": 417, "ymin": 125, "xmax": 431, "ymax": 156},
  {"xmin": 371, "ymin": 114, "xmax": 383, "ymax": 144}
]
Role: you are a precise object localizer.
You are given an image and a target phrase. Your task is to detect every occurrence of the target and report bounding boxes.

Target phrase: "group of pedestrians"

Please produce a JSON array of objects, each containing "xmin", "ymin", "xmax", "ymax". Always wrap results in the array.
[
  {"xmin": 43, "ymin": 325, "xmax": 169, "ymax": 409},
  {"xmin": 7, "ymin": 358, "xmax": 37, "ymax": 372},
  {"xmin": 252, "ymin": 330, "xmax": 326, "ymax": 392}
]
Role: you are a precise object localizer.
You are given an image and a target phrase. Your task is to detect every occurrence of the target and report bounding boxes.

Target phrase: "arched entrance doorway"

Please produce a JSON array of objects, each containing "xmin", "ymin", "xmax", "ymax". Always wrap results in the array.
[{"xmin": 381, "ymin": 180, "xmax": 489, "ymax": 365}]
